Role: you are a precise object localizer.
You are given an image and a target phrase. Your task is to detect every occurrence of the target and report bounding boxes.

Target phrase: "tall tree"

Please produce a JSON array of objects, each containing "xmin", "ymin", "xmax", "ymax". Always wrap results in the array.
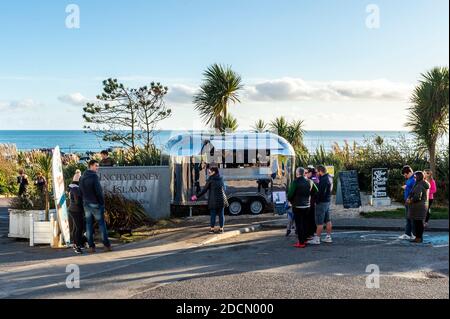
[
  {"xmin": 83, "ymin": 78, "xmax": 172, "ymax": 158},
  {"xmin": 83, "ymin": 79, "xmax": 140, "ymax": 157},
  {"xmin": 136, "ymin": 82, "xmax": 172, "ymax": 150},
  {"xmin": 406, "ymin": 67, "xmax": 449, "ymax": 176},
  {"xmin": 193, "ymin": 64, "xmax": 243, "ymax": 130}
]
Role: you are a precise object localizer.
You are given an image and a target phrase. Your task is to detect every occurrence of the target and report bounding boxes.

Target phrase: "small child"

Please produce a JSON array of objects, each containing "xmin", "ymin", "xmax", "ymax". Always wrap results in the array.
[{"xmin": 285, "ymin": 203, "xmax": 296, "ymax": 237}]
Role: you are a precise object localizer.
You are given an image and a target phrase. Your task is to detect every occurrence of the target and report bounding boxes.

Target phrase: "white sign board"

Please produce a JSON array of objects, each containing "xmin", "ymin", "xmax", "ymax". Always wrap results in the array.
[
  {"xmin": 52, "ymin": 146, "xmax": 71, "ymax": 245},
  {"xmin": 372, "ymin": 168, "xmax": 388, "ymax": 198}
]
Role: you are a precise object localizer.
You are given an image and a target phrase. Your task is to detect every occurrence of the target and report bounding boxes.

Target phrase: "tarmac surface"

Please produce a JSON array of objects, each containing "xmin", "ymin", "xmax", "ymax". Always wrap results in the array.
[{"xmin": 1, "ymin": 197, "xmax": 448, "ymax": 299}]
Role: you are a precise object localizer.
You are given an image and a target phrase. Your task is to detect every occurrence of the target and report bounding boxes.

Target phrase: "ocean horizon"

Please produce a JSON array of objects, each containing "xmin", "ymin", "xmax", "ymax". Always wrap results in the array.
[{"xmin": 0, "ymin": 130, "xmax": 414, "ymax": 154}]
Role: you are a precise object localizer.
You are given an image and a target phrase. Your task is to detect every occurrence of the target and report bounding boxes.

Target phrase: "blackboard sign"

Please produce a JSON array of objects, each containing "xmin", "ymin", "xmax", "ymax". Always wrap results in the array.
[
  {"xmin": 372, "ymin": 168, "xmax": 388, "ymax": 198},
  {"xmin": 338, "ymin": 170, "xmax": 361, "ymax": 208}
]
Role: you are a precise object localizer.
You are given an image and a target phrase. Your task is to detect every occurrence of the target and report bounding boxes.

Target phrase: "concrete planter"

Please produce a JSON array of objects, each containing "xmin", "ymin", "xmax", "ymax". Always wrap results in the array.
[{"xmin": 8, "ymin": 209, "xmax": 55, "ymax": 239}]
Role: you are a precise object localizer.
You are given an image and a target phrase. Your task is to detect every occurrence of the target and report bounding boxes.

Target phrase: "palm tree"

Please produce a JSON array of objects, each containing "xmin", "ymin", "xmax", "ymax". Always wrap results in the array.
[
  {"xmin": 406, "ymin": 67, "xmax": 449, "ymax": 176},
  {"xmin": 193, "ymin": 64, "xmax": 243, "ymax": 130},
  {"xmin": 252, "ymin": 119, "xmax": 269, "ymax": 133},
  {"xmin": 287, "ymin": 119, "xmax": 306, "ymax": 151},
  {"xmin": 36, "ymin": 153, "xmax": 52, "ymax": 220},
  {"xmin": 220, "ymin": 113, "xmax": 239, "ymax": 132},
  {"xmin": 269, "ymin": 116, "xmax": 290, "ymax": 139}
]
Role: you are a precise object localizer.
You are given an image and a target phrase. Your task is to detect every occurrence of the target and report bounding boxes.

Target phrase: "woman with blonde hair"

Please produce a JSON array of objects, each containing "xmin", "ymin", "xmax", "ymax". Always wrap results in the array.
[{"xmin": 424, "ymin": 169, "xmax": 437, "ymax": 227}]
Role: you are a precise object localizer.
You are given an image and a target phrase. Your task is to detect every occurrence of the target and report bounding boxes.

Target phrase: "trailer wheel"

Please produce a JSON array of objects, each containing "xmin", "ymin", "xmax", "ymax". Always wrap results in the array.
[
  {"xmin": 228, "ymin": 199, "xmax": 242, "ymax": 215},
  {"xmin": 250, "ymin": 199, "xmax": 264, "ymax": 215}
]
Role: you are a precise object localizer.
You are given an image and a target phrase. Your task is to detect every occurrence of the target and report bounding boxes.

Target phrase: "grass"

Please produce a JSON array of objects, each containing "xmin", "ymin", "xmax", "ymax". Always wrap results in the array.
[{"xmin": 361, "ymin": 207, "xmax": 449, "ymax": 219}]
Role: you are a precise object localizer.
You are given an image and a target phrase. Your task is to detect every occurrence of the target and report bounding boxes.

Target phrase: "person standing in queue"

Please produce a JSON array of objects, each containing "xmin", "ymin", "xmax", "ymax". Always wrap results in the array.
[
  {"xmin": 424, "ymin": 169, "xmax": 437, "ymax": 227},
  {"xmin": 79, "ymin": 160, "xmax": 112, "ymax": 253},
  {"xmin": 305, "ymin": 166, "xmax": 319, "ymax": 240},
  {"xmin": 308, "ymin": 165, "xmax": 333, "ymax": 245},
  {"xmin": 191, "ymin": 166, "xmax": 229, "ymax": 234},
  {"xmin": 406, "ymin": 171, "xmax": 430, "ymax": 243},
  {"xmin": 287, "ymin": 167, "xmax": 318, "ymax": 248},
  {"xmin": 399, "ymin": 165, "xmax": 416, "ymax": 240},
  {"xmin": 68, "ymin": 170, "xmax": 84, "ymax": 254}
]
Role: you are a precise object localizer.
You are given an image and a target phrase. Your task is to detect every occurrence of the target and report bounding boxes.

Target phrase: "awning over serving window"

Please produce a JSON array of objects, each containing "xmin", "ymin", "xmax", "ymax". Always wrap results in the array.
[{"xmin": 165, "ymin": 132, "xmax": 295, "ymax": 157}]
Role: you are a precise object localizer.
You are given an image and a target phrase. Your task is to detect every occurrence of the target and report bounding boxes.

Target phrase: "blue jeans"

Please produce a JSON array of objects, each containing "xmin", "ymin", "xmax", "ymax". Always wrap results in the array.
[
  {"xmin": 405, "ymin": 205, "xmax": 415, "ymax": 236},
  {"xmin": 210, "ymin": 208, "xmax": 225, "ymax": 228},
  {"xmin": 84, "ymin": 203, "xmax": 111, "ymax": 248}
]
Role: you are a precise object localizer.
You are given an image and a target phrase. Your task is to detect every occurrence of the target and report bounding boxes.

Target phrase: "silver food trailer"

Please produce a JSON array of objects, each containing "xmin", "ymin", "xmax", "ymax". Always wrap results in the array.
[{"xmin": 166, "ymin": 132, "xmax": 296, "ymax": 215}]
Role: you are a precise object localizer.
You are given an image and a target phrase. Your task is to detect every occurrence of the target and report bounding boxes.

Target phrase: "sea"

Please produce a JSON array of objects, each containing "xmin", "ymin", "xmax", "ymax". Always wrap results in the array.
[{"xmin": 0, "ymin": 130, "xmax": 414, "ymax": 154}]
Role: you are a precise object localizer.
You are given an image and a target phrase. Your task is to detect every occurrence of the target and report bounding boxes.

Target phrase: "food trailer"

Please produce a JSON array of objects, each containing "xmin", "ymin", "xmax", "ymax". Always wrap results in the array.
[{"xmin": 166, "ymin": 132, "xmax": 296, "ymax": 215}]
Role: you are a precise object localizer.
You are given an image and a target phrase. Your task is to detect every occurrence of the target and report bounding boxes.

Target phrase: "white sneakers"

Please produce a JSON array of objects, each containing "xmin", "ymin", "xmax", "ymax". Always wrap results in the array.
[
  {"xmin": 323, "ymin": 235, "xmax": 333, "ymax": 243},
  {"xmin": 398, "ymin": 234, "xmax": 416, "ymax": 240},
  {"xmin": 307, "ymin": 235, "xmax": 333, "ymax": 245},
  {"xmin": 308, "ymin": 236, "xmax": 321, "ymax": 245}
]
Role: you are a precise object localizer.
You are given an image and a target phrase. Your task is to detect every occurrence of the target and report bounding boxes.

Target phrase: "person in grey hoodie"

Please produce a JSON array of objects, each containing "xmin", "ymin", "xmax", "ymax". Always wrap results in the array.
[
  {"xmin": 407, "ymin": 171, "xmax": 430, "ymax": 243},
  {"xmin": 79, "ymin": 160, "xmax": 111, "ymax": 253}
]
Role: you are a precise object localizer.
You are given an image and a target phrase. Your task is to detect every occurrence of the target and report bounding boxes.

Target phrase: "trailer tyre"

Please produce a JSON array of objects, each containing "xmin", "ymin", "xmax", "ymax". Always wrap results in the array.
[
  {"xmin": 250, "ymin": 199, "xmax": 264, "ymax": 215},
  {"xmin": 228, "ymin": 199, "xmax": 243, "ymax": 215}
]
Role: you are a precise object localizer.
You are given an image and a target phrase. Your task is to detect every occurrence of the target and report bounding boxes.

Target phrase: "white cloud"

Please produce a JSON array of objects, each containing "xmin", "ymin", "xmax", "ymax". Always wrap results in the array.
[
  {"xmin": 244, "ymin": 77, "xmax": 412, "ymax": 102},
  {"xmin": 0, "ymin": 98, "xmax": 41, "ymax": 111},
  {"xmin": 58, "ymin": 93, "xmax": 90, "ymax": 106},
  {"xmin": 166, "ymin": 84, "xmax": 198, "ymax": 104}
]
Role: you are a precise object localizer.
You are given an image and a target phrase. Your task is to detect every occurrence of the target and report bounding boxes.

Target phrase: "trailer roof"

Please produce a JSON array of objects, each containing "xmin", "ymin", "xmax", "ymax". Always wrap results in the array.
[{"xmin": 165, "ymin": 132, "xmax": 296, "ymax": 157}]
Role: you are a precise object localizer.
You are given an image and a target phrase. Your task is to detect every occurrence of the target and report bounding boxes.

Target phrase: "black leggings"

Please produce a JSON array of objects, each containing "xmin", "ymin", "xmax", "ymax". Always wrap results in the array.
[
  {"xmin": 69, "ymin": 211, "xmax": 84, "ymax": 248},
  {"xmin": 425, "ymin": 199, "xmax": 433, "ymax": 223},
  {"xmin": 413, "ymin": 220, "xmax": 424, "ymax": 239}
]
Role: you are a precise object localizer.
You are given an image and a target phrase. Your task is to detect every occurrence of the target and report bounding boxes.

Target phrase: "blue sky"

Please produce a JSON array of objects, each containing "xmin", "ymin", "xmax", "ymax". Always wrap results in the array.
[{"xmin": 0, "ymin": 0, "xmax": 448, "ymax": 130}]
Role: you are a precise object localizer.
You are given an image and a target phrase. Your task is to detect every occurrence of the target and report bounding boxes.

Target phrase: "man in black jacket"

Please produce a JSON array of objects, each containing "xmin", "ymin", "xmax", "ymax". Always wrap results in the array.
[
  {"xmin": 288, "ymin": 167, "xmax": 318, "ymax": 248},
  {"xmin": 79, "ymin": 160, "xmax": 111, "ymax": 253},
  {"xmin": 308, "ymin": 165, "xmax": 334, "ymax": 245}
]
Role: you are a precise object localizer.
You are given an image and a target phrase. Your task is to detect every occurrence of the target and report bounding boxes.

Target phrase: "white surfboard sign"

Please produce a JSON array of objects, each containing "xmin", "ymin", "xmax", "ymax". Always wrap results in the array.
[{"xmin": 52, "ymin": 146, "xmax": 71, "ymax": 246}]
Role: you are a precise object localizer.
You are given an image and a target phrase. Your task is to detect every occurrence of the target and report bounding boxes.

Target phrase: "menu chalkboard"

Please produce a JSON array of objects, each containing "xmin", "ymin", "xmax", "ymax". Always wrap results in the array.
[
  {"xmin": 372, "ymin": 168, "xmax": 388, "ymax": 198},
  {"xmin": 338, "ymin": 170, "xmax": 361, "ymax": 208}
]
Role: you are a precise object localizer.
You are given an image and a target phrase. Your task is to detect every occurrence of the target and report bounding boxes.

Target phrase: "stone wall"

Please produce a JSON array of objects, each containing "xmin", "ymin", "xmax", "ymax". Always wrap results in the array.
[{"xmin": 98, "ymin": 166, "xmax": 171, "ymax": 220}]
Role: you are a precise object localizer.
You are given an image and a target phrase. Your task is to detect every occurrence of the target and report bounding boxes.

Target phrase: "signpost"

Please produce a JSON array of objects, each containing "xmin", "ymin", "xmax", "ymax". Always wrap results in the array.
[
  {"xmin": 52, "ymin": 146, "xmax": 71, "ymax": 246},
  {"xmin": 371, "ymin": 168, "xmax": 391, "ymax": 207},
  {"xmin": 337, "ymin": 170, "xmax": 362, "ymax": 209},
  {"xmin": 98, "ymin": 166, "xmax": 171, "ymax": 220}
]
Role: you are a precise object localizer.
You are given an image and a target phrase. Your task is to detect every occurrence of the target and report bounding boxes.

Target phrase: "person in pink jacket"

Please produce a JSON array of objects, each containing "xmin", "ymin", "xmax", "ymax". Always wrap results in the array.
[{"xmin": 424, "ymin": 169, "xmax": 437, "ymax": 227}]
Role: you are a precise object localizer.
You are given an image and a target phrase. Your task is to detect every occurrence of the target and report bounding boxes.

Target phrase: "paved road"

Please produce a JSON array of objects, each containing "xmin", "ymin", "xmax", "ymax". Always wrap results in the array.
[
  {"xmin": 1, "ymin": 228, "xmax": 447, "ymax": 299},
  {"xmin": 1, "ymin": 197, "xmax": 448, "ymax": 299}
]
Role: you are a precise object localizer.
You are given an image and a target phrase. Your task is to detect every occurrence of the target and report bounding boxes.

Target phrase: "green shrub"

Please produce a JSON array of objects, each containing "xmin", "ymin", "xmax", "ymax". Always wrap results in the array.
[
  {"xmin": 0, "ymin": 158, "xmax": 18, "ymax": 195},
  {"xmin": 104, "ymin": 191, "xmax": 151, "ymax": 231},
  {"xmin": 299, "ymin": 135, "xmax": 448, "ymax": 205}
]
